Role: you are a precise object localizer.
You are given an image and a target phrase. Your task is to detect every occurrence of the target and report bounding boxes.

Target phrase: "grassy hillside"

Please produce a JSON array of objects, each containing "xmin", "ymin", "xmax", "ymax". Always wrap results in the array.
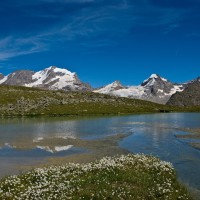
[{"xmin": 0, "ymin": 85, "xmax": 170, "ymax": 116}]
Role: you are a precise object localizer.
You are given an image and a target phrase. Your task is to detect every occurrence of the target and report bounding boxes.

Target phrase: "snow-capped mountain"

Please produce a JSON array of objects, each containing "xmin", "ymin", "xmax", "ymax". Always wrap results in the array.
[
  {"xmin": 0, "ymin": 66, "xmax": 91, "ymax": 91},
  {"xmin": 94, "ymin": 74, "xmax": 184, "ymax": 104}
]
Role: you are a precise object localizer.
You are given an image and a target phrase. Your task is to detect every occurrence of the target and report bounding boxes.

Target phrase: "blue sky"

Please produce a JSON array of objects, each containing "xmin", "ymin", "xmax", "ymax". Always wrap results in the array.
[{"xmin": 0, "ymin": 0, "xmax": 200, "ymax": 87}]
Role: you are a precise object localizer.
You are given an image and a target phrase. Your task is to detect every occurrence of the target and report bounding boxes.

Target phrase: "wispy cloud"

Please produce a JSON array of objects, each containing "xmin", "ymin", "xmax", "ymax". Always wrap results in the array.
[
  {"xmin": 0, "ymin": 0, "xmax": 132, "ymax": 61},
  {"xmin": 0, "ymin": 36, "xmax": 47, "ymax": 60}
]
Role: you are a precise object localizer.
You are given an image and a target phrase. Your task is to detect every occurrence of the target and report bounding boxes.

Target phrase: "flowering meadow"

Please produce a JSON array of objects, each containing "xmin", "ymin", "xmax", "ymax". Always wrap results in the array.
[{"xmin": 0, "ymin": 154, "xmax": 192, "ymax": 200}]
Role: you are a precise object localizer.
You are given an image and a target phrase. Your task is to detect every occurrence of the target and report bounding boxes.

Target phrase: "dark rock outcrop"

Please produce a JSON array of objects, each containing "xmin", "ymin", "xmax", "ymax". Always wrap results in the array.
[{"xmin": 167, "ymin": 80, "xmax": 200, "ymax": 107}]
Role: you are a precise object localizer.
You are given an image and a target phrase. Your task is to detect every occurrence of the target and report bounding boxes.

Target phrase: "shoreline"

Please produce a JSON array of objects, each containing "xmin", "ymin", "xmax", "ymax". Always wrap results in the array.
[{"xmin": 0, "ymin": 110, "xmax": 200, "ymax": 118}]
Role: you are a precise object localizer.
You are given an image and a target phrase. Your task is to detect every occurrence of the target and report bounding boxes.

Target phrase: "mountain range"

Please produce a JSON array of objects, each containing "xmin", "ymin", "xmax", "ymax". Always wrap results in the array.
[
  {"xmin": 0, "ymin": 66, "xmax": 198, "ymax": 105},
  {"xmin": 93, "ymin": 74, "xmax": 185, "ymax": 104}
]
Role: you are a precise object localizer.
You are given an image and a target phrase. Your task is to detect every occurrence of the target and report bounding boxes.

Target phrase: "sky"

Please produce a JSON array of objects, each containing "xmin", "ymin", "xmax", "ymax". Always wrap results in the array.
[{"xmin": 0, "ymin": 0, "xmax": 200, "ymax": 87}]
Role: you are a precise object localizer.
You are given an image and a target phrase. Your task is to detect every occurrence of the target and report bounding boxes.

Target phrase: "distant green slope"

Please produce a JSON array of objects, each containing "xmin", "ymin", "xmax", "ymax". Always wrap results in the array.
[{"xmin": 0, "ymin": 85, "xmax": 184, "ymax": 117}]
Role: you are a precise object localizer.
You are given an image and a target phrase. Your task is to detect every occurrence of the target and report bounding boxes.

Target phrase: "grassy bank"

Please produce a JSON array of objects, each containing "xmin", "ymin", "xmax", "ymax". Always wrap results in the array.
[{"xmin": 0, "ymin": 154, "xmax": 192, "ymax": 200}]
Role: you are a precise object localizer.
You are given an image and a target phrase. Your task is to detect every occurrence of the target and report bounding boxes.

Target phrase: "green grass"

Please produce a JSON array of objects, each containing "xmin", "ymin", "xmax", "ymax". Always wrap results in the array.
[{"xmin": 0, "ymin": 154, "xmax": 192, "ymax": 200}]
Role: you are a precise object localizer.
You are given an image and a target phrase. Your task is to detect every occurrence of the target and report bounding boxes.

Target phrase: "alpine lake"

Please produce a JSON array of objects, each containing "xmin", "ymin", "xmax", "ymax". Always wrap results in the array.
[{"xmin": 0, "ymin": 113, "xmax": 200, "ymax": 199}]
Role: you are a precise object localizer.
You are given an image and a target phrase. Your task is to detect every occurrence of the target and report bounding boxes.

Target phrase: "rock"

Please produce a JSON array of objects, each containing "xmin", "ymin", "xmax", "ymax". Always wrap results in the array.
[{"xmin": 167, "ymin": 80, "xmax": 200, "ymax": 107}]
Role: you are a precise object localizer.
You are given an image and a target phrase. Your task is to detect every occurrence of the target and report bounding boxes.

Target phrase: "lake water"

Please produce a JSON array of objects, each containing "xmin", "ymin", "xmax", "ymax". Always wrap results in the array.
[{"xmin": 0, "ymin": 113, "xmax": 200, "ymax": 196}]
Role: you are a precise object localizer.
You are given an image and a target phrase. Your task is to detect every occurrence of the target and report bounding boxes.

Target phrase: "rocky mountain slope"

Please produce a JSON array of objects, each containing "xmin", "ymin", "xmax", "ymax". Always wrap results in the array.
[
  {"xmin": 94, "ymin": 74, "xmax": 184, "ymax": 104},
  {"xmin": 0, "ymin": 66, "xmax": 91, "ymax": 91},
  {"xmin": 167, "ymin": 78, "xmax": 200, "ymax": 107}
]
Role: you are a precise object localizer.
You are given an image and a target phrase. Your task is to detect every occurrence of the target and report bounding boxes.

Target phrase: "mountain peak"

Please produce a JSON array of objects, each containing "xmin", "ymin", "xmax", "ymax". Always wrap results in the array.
[
  {"xmin": 25, "ymin": 66, "xmax": 83, "ymax": 90},
  {"xmin": 111, "ymin": 80, "xmax": 123, "ymax": 87},
  {"xmin": 141, "ymin": 74, "xmax": 168, "ymax": 87},
  {"xmin": 0, "ymin": 66, "xmax": 91, "ymax": 91},
  {"xmin": 106, "ymin": 80, "xmax": 125, "ymax": 90},
  {"xmin": 93, "ymin": 80, "xmax": 125, "ymax": 94},
  {"xmin": 44, "ymin": 66, "xmax": 74, "ymax": 75}
]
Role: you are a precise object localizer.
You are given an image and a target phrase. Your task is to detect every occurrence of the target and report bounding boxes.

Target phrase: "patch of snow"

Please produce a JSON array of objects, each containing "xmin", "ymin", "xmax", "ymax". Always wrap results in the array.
[
  {"xmin": 161, "ymin": 77, "xmax": 167, "ymax": 82},
  {"xmin": 95, "ymin": 84, "xmax": 146, "ymax": 99},
  {"xmin": 53, "ymin": 67, "xmax": 74, "ymax": 75},
  {"xmin": 50, "ymin": 74, "xmax": 76, "ymax": 90},
  {"xmin": 142, "ymin": 78, "xmax": 156, "ymax": 87},
  {"xmin": 164, "ymin": 93, "xmax": 172, "ymax": 96},
  {"xmin": 54, "ymin": 145, "xmax": 73, "ymax": 152},
  {"xmin": 25, "ymin": 68, "xmax": 50, "ymax": 87},
  {"xmin": 0, "ymin": 75, "xmax": 8, "ymax": 84},
  {"xmin": 112, "ymin": 86, "xmax": 145, "ymax": 98},
  {"xmin": 148, "ymin": 78, "xmax": 156, "ymax": 86},
  {"xmin": 11, "ymin": 73, "xmax": 16, "ymax": 77},
  {"xmin": 150, "ymin": 74, "xmax": 158, "ymax": 79},
  {"xmin": 157, "ymin": 89, "xmax": 164, "ymax": 93},
  {"xmin": 45, "ymin": 76, "xmax": 59, "ymax": 84},
  {"xmin": 168, "ymin": 85, "xmax": 184, "ymax": 95}
]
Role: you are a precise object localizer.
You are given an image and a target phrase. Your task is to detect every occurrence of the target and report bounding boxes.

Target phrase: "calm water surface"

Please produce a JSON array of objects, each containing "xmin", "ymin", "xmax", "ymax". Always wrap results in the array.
[{"xmin": 0, "ymin": 113, "xmax": 200, "ymax": 194}]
